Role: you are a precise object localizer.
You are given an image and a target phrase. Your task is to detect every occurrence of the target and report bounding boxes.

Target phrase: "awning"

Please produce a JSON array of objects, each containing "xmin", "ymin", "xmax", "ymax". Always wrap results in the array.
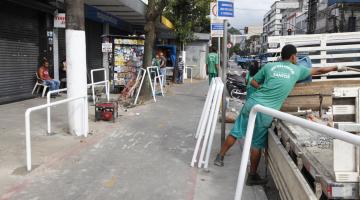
[{"xmin": 85, "ymin": 0, "xmax": 147, "ymax": 26}]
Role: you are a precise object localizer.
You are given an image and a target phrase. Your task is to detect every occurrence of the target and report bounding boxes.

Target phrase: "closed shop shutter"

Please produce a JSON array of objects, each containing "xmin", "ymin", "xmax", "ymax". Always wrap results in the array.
[
  {"xmin": 85, "ymin": 19, "xmax": 104, "ymax": 82},
  {"xmin": 0, "ymin": 2, "xmax": 40, "ymax": 104}
]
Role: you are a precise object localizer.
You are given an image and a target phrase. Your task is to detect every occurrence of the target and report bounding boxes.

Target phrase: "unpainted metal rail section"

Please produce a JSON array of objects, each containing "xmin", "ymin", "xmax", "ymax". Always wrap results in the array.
[{"xmin": 234, "ymin": 105, "xmax": 360, "ymax": 200}]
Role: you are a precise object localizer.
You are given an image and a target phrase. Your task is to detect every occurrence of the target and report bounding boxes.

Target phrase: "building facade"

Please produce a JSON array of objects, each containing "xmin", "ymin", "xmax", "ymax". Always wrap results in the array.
[
  {"xmin": 308, "ymin": 0, "xmax": 360, "ymax": 34},
  {"xmin": 0, "ymin": 0, "xmax": 174, "ymax": 104},
  {"xmin": 261, "ymin": 0, "xmax": 299, "ymax": 52}
]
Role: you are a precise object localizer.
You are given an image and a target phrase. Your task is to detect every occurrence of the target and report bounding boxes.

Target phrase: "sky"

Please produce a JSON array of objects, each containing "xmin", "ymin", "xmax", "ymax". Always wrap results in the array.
[{"xmin": 229, "ymin": 0, "xmax": 276, "ymax": 29}]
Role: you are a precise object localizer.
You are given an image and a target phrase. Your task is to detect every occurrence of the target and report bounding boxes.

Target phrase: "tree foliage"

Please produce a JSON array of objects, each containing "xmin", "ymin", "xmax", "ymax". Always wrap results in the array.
[
  {"xmin": 164, "ymin": 0, "xmax": 211, "ymax": 44},
  {"xmin": 228, "ymin": 27, "xmax": 241, "ymax": 35}
]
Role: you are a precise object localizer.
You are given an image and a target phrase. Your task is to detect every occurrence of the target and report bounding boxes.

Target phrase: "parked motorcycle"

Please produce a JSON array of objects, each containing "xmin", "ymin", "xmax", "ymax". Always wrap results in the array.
[{"xmin": 226, "ymin": 72, "xmax": 247, "ymax": 99}]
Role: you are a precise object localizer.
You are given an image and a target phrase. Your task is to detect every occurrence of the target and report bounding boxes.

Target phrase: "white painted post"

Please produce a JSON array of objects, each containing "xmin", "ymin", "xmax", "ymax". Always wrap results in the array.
[
  {"xmin": 146, "ymin": 67, "xmax": 157, "ymax": 102},
  {"xmin": 195, "ymin": 79, "xmax": 216, "ymax": 138},
  {"xmin": 53, "ymin": 28, "xmax": 59, "ymax": 81},
  {"xmin": 196, "ymin": 79, "xmax": 217, "ymax": 139},
  {"xmin": 204, "ymin": 80, "xmax": 224, "ymax": 169},
  {"xmin": 134, "ymin": 69, "xmax": 147, "ymax": 105},
  {"xmin": 191, "ymin": 79, "xmax": 217, "ymax": 167},
  {"xmin": 47, "ymin": 88, "xmax": 68, "ymax": 135},
  {"xmin": 198, "ymin": 78, "xmax": 222, "ymax": 168},
  {"xmin": 66, "ymin": 30, "xmax": 88, "ymax": 136}
]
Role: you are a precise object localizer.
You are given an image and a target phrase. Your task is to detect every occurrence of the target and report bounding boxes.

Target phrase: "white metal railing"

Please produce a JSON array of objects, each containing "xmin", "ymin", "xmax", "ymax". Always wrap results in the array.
[
  {"xmin": 46, "ymin": 80, "xmax": 110, "ymax": 135},
  {"xmin": 91, "ymin": 68, "xmax": 109, "ymax": 105},
  {"xmin": 146, "ymin": 66, "xmax": 164, "ymax": 102},
  {"xmin": 25, "ymin": 96, "xmax": 87, "ymax": 171},
  {"xmin": 134, "ymin": 68, "xmax": 147, "ymax": 105},
  {"xmin": 191, "ymin": 78, "xmax": 224, "ymax": 169},
  {"xmin": 234, "ymin": 104, "xmax": 360, "ymax": 200},
  {"xmin": 267, "ymin": 32, "xmax": 360, "ymax": 77}
]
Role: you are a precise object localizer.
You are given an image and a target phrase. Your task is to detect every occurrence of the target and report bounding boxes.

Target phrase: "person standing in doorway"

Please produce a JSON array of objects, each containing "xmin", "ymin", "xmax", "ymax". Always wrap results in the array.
[
  {"xmin": 214, "ymin": 44, "xmax": 346, "ymax": 185},
  {"xmin": 38, "ymin": 59, "xmax": 60, "ymax": 95},
  {"xmin": 159, "ymin": 52, "xmax": 167, "ymax": 86},
  {"xmin": 206, "ymin": 46, "xmax": 220, "ymax": 84},
  {"xmin": 59, "ymin": 59, "xmax": 67, "ymax": 88}
]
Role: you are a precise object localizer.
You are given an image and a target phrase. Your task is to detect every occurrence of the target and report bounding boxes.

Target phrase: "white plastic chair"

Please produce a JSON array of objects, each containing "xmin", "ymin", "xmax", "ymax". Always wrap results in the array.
[{"xmin": 32, "ymin": 73, "xmax": 48, "ymax": 98}]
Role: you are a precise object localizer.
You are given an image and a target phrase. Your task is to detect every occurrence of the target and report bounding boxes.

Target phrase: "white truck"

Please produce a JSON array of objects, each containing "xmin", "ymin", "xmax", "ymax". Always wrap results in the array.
[{"xmin": 265, "ymin": 32, "xmax": 360, "ymax": 199}]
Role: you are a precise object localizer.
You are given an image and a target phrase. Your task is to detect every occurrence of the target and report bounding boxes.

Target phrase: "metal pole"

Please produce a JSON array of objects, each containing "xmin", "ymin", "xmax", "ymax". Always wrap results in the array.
[{"xmin": 221, "ymin": 20, "xmax": 228, "ymax": 146}]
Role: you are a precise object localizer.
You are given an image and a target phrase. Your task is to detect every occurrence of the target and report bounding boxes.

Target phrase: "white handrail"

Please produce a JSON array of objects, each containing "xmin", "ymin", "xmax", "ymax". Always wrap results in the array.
[
  {"xmin": 146, "ymin": 66, "xmax": 163, "ymax": 102},
  {"xmin": 134, "ymin": 69, "xmax": 147, "ymax": 105},
  {"xmin": 46, "ymin": 80, "xmax": 110, "ymax": 135},
  {"xmin": 234, "ymin": 104, "xmax": 360, "ymax": 200},
  {"xmin": 91, "ymin": 68, "xmax": 109, "ymax": 105},
  {"xmin": 25, "ymin": 96, "xmax": 87, "ymax": 171}
]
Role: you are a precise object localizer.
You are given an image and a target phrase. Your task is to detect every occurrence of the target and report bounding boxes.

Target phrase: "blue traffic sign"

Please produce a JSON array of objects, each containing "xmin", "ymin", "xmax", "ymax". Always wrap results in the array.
[
  {"xmin": 211, "ymin": 24, "xmax": 224, "ymax": 30},
  {"xmin": 218, "ymin": 1, "xmax": 234, "ymax": 18}
]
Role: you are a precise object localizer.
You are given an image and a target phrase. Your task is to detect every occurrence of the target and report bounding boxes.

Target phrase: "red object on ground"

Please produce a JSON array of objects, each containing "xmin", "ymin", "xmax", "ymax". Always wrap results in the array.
[{"xmin": 95, "ymin": 102, "xmax": 118, "ymax": 123}]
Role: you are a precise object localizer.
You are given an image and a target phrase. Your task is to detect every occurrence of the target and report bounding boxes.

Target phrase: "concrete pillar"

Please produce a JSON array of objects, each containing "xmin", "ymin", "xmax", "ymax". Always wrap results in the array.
[
  {"xmin": 102, "ymin": 23, "xmax": 110, "ymax": 81},
  {"xmin": 53, "ymin": 28, "xmax": 59, "ymax": 80},
  {"xmin": 65, "ymin": 0, "xmax": 88, "ymax": 136}
]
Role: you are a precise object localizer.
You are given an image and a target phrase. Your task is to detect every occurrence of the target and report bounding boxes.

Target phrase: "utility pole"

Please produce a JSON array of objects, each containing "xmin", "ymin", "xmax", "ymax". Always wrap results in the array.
[
  {"xmin": 221, "ymin": 19, "xmax": 228, "ymax": 146},
  {"xmin": 65, "ymin": 0, "xmax": 88, "ymax": 136}
]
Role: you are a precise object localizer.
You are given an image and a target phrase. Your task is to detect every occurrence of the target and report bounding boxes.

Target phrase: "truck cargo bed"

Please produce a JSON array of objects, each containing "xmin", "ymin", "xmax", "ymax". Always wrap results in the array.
[{"xmin": 269, "ymin": 120, "xmax": 359, "ymax": 199}]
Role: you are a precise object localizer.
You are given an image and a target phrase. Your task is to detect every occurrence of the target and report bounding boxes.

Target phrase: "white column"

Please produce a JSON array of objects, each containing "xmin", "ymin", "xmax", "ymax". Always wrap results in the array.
[
  {"xmin": 66, "ymin": 30, "xmax": 88, "ymax": 136},
  {"xmin": 102, "ymin": 23, "xmax": 110, "ymax": 80},
  {"xmin": 53, "ymin": 28, "xmax": 59, "ymax": 80}
]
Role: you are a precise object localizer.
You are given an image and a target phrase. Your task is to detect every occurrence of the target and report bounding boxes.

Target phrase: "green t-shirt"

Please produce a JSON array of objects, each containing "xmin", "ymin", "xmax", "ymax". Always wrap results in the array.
[
  {"xmin": 206, "ymin": 53, "xmax": 219, "ymax": 74},
  {"xmin": 250, "ymin": 61, "xmax": 311, "ymax": 110},
  {"xmin": 246, "ymin": 72, "xmax": 256, "ymax": 99}
]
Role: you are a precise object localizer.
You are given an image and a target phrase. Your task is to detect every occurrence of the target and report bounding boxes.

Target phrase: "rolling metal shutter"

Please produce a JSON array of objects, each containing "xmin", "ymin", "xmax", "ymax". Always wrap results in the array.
[
  {"xmin": 0, "ymin": 2, "xmax": 40, "ymax": 104},
  {"xmin": 85, "ymin": 19, "xmax": 103, "ymax": 82}
]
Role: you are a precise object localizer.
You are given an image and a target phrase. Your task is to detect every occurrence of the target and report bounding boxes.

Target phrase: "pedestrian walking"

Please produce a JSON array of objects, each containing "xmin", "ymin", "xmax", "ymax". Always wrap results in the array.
[{"xmin": 206, "ymin": 46, "xmax": 220, "ymax": 85}]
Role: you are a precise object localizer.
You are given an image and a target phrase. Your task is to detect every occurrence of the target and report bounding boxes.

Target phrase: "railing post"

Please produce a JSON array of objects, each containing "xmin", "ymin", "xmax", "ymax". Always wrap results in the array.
[
  {"xmin": 47, "ymin": 95, "xmax": 51, "ymax": 135},
  {"xmin": 25, "ymin": 110, "xmax": 32, "ymax": 171},
  {"xmin": 234, "ymin": 106, "xmax": 258, "ymax": 200}
]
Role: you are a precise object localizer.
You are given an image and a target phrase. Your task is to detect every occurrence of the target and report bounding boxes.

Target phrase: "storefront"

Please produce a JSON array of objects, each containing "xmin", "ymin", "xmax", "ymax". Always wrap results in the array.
[
  {"xmin": 53, "ymin": 5, "xmax": 135, "ymax": 84},
  {"xmin": 0, "ymin": 1, "xmax": 54, "ymax": 104}
]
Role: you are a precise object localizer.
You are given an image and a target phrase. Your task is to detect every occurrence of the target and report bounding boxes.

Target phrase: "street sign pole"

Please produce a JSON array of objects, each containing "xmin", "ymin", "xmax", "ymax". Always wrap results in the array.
[{"xmin": 221, "ymin": 19, "xmax": 228, "ymax": 146}]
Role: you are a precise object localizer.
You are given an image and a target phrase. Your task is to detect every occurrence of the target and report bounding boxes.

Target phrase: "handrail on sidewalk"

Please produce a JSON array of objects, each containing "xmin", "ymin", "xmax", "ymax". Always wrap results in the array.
[
  {"xmin": 46, "ymin": 80, "xmax": 110, "ymax": 135},
  {"xmin": 25, "ymin": 96, "xmax": 87, "ymax": 172},
  {"xmin": 234, "ymin": 104, "xmax": 360, "ymax": 200},
  {"xmin": 91, "ymin": 68, "xmax": 109, "ymax": 105}
]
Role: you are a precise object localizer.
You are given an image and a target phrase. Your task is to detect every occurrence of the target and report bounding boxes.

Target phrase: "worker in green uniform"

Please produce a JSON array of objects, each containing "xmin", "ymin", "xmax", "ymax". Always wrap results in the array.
[
  {"xmin": 245, "ymin": 61, "xmax": 260, "ymax": 99},
  {"xmin": 206, "ymin": 46, "xmax": 220, "ymax": 84},
  {"xmin": 214, "ymin": 44, "xmax": 347, "ymax": 185}
]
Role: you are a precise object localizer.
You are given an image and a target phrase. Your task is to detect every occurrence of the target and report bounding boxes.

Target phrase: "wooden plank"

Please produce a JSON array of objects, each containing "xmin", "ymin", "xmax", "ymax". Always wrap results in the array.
[{"xmin": 281, "ymin": 80, "xmax": 360, "ymax": 112}]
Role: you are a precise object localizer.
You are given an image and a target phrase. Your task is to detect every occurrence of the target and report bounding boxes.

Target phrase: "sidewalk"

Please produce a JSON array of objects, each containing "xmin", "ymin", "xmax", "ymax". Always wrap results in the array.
[{"xmin": 0, "ymin": 80, "xmax": 267, "ymax": 200}]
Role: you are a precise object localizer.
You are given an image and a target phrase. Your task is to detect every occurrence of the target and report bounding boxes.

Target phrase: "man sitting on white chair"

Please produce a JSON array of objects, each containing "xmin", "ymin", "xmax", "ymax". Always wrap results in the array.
[{"xmin": 38, "ymin": 60, "xmax": 60, "ymax": 96}]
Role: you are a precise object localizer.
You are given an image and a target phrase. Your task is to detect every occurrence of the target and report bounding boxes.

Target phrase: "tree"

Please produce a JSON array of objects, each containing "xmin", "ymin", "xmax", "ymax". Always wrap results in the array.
[
  {"xmin": 141, "ymin": 0, "xmax": 169, "ymax": 99},
  {"xmin": 228, "ymin": 27, "xmax": 241, "ymax": 35},
  {"xmin": 164, "ymin": 0, "xmax": 211, "ymax": 48}
]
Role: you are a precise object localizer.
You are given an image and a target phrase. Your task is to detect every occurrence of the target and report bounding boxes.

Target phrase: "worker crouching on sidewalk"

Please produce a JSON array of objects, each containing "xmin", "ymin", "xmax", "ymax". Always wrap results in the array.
[{"xmin": 214, "ymin": 44, "xmax": 347, "ymax": 186}]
